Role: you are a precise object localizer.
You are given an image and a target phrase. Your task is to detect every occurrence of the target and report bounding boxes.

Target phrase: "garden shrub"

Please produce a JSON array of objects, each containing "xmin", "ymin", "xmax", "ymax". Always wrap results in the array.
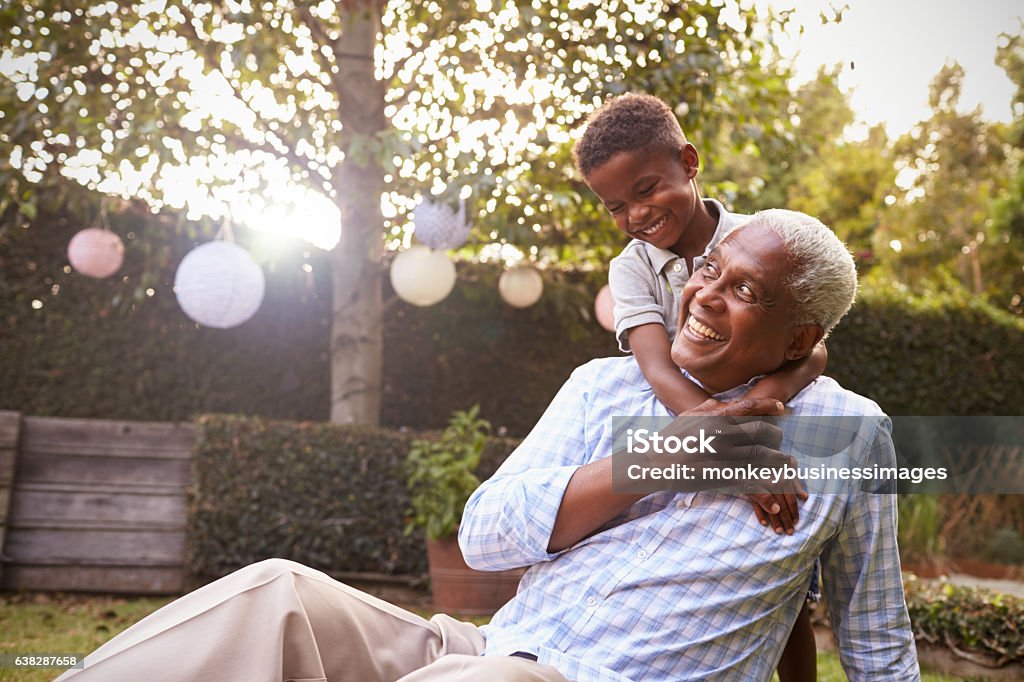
[
  {"xmin": 187, "ymin": 413, "xmax": 520, "ymax": 581},
  {"xmin": 905, "ymin": 574, "xmax": 1024, "ymax": 667}
]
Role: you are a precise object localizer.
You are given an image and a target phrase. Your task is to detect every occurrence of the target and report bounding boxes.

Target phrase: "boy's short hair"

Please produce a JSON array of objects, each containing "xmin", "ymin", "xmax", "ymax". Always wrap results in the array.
[{"xmin": 573, "ymin": 93, "xmax": 687, "ymax": 178}]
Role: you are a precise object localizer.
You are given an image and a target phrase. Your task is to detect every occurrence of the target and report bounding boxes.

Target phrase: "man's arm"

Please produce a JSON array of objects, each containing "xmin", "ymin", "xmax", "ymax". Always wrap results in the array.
[
  {"xmin": 459, "ymin": 363, "xmax": 789, "ymax": 570},
  {"xmin": 820, "ymin": 418, "xmax": 920, "ymax": 681},
  {"xmin": 458, "ymin": 363, "xmax": 603, "ymax": 571}
]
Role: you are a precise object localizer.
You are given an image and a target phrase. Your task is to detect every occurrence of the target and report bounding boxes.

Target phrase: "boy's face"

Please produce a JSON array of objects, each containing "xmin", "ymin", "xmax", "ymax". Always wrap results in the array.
[{"xmin": 584, "ymin": 145, "xmax": 701, "ymax": 254}]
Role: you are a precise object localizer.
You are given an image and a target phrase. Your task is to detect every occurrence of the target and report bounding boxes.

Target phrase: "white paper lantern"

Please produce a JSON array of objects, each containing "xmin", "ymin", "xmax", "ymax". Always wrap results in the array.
[
  {"xmin": 412, "ymin": 198, "xmax": 471, "ymax": 250},
  {"xmin": 67, "ymin": 227, "xmax": 125, "ymax": 279},
  {"xmin": 173, "ymin": 241, "xmax": 265, "ymax": 329},
  {"xmin": 499, "ymin": 265, "xmax": 544, "ymax": 308},
  {"xmin": 594, "ymin": 284, "xmax": 615, "ymax": 331},
  {"xmin": 390, "ymin": 245, "xmax": 457, "ymax": 307}
]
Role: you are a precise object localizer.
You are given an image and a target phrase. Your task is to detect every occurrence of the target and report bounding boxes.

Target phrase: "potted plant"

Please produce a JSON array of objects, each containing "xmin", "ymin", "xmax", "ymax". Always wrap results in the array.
[{"xmin": 405, "ymin": 405, "xmax": 524, "ymax": 614}]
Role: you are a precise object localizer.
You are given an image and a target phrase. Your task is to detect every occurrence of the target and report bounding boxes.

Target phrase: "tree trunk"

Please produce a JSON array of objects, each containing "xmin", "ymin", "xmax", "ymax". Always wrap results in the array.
[{"xmin": 330, "ymin": 2, "xmax": 386, "ymax": 425}]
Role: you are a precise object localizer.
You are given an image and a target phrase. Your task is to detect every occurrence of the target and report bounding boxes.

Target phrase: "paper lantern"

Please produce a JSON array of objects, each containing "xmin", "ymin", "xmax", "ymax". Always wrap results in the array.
[
  {"xmin": 499, "ymin": 265, "xmax": 543, "ymax": 308},
  {"xmin": 390, "ymin": 245, "xmax": 456, "ymax": 307},
  {"xmin": 173, "ymin": 241, "xmax": 265, "ymax": 329},
  {"xmin": 594, "ymin": 284, "xmax": 615, "ymax": 331},
  {"xmin": 412, "ymin": 198, "xmax": 471, "ymax": 250},
  {"xmin": 67, "ymin": 227, "xmax": 125, "ymax": 278}
]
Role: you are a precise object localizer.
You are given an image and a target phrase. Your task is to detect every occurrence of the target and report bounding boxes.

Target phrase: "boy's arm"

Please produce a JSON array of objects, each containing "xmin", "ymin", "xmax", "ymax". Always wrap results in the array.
[
  {"xmin": 748, "ymin": 342, "xmax": 828, "ymax": 403},
  {"xmin": 628, "ymin": 323, "xmax": 711, "ymax": 415},
  {"xmin": 630, "ymin": 322, "xmax": 805, "ymax": 534}
]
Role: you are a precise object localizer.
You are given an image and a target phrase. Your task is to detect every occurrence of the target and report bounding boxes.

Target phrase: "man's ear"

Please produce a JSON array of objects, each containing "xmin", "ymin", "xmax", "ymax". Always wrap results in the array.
[{"xmin": 785, "ymin": 324, "xmax": 825, "ymax": 361}]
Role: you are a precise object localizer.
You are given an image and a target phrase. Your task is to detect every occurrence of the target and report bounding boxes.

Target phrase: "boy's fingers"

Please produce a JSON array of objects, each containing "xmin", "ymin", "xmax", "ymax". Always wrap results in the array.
[
  {"xmin": 749, "ymin": 500, "xmax": 769, "ymax": 527},
  {"xmin": 784, "ymin": 492, "xmax": 799, "ymax": 526},
  {"xmin": 745, "ymin": 491, "xmax": 780, "ymax": 516},
  {"xmin": 775, "ymin": 497, "xmax": 795, "ymax": 534}
]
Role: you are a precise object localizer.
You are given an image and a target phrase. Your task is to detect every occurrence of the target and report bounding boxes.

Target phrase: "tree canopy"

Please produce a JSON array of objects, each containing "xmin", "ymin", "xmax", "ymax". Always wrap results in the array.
[{"xmin": 0, "ymin": 0, "xmax": 797, "ymax": 423}]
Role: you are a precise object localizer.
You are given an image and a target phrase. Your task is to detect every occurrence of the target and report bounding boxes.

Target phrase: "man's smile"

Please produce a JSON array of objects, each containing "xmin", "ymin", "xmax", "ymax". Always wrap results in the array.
[{"xmin": 684, "ymin": 314, "xmax": 726, "ymax": 342}]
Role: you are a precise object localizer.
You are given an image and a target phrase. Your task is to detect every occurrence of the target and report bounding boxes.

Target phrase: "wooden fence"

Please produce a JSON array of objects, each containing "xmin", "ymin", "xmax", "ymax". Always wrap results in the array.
[{"xmin": 0, "ymin": 410, "xmax": 194, "ymax": 594}]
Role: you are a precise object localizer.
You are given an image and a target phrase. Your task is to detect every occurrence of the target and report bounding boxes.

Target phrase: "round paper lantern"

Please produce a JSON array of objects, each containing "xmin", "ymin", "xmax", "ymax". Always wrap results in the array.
[
  {"xmin": 594, "ymin": 284, "xmax": 615, "ymax": 331},
  {"xmin": 390, "ymin": 245, "xmax": 456, "ymax": 307},
  {"xmin": 173, "ymin": 241, "xmax": 265, "ymax": 329},
  {"xmin": 412, "ymin": 198, "xmax": 471, "ymax": 250},
  {"xmin": 499, "ymin": 265, "xmax": 544, "ymax": 308},
  {"xmin": 67, "ymin": 227, "xmax": 125, "ymax": 278}
]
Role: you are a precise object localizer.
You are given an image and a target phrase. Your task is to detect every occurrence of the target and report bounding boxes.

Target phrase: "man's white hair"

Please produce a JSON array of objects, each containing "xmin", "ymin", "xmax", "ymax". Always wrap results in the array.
[{"xmin": 741, "ymin": 209, "xmax": 857, "ymax": 336}]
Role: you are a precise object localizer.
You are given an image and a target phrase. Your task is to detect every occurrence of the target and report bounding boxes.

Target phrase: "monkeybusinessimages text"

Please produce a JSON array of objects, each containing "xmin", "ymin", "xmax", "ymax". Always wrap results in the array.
[{"xmin": 623, "ymin": 428, "xmax": 949, "ymax": 486}]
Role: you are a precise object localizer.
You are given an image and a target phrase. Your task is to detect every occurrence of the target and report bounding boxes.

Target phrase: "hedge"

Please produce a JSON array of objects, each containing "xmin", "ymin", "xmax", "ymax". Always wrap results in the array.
[
  {"xmin": 4, "ymin": 198, "xmax": 1024, "ymax": 438},
  {"xmin": 187, "ymin": 413, "xmax": 519, "ymax": 581}
]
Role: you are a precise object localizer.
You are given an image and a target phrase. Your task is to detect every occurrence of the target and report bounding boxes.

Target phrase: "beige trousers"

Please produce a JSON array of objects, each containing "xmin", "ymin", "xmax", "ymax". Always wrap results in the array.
[{"xmin": 55, "ymin": 559, "xmax": 568, "ymax": 682}]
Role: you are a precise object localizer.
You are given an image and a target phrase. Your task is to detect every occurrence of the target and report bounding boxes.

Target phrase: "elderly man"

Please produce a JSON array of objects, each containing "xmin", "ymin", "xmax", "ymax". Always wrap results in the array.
[
  {"xmin": 460, "ymin": 208, "xmax": 918, "ymax": 681},
  {"xmin": 58, "ymin": 210, "xmax": 917, "ymax": 682}
]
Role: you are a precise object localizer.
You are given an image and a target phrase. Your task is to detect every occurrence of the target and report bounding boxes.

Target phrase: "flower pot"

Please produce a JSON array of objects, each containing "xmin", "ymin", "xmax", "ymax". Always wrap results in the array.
[{"xmin": 426, "ymin": 535, "xmax": 526, "ymax": 615}]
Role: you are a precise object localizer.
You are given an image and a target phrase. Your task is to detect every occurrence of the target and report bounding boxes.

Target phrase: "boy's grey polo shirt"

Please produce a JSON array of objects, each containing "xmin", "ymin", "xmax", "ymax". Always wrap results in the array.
[{"xmin": 608, "ymin": 199, "xmax": 748, "ymax": 353}]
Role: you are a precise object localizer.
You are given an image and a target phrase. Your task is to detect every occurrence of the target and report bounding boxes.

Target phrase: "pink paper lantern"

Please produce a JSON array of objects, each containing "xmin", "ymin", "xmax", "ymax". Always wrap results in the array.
[
  {"xmin": 67, "ymin": 227, "xmax": 125, "ymax": 279},
  {"xmin": 595, "ymin": 284, "xmax": 615, "ymax": 332}
]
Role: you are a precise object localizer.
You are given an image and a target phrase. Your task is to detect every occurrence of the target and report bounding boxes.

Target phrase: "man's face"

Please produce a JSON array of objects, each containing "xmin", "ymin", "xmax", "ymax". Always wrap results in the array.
[
  {"xmin": 584, "ymin": 146, "xmax": 700, "ymax": 254},
  {"xmin": 670, "ymin": 223, "xmax": 810, "ymax": 394}
]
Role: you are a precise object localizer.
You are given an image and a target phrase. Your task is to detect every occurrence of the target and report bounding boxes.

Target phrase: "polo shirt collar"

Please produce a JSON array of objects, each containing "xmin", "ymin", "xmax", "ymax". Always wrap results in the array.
[{"xmin": 640, "ymin": 198, "xmax": 732, "ymax": 275}]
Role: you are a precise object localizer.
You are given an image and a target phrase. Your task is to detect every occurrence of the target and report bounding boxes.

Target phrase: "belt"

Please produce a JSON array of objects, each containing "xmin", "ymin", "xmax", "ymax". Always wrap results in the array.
[{"xmin": 510, "ymin": 651, "xmax": 539, "ymax": 661}]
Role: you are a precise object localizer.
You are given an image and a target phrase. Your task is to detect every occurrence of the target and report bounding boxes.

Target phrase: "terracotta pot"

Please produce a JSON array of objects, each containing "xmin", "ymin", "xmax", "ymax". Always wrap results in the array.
[{"xmin": 426, "ymin": 535, "xmax": 526, "ymax": 615}]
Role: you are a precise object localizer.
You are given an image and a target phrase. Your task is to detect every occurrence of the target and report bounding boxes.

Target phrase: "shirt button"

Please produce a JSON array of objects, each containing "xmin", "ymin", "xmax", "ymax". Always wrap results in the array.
[
  {"xmin": 637, "ymin": 549, "xmax": 649, "ymax": 560},
  {"xmin": 586, "ymin": 596, "xmax": 597, "ymax": 607},
  {"xmin": 673, "ymin": 263, "xmax": 682, "ymax": 272},
  {"xmin": 676, "ymin": 500, "xmax": 687, "ymax": 510}
]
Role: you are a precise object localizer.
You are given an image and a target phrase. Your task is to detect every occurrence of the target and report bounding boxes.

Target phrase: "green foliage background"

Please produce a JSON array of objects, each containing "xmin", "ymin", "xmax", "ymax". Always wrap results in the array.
[{"xmin": 3, "ymin": 201, "xmax": 1023, "ymax": 436}]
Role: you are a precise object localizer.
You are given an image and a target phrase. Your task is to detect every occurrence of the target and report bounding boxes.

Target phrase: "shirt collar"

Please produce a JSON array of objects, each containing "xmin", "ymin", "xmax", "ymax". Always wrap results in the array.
[
  {"xmin": 680, "ymin": 367, "xmax": 766, "ymax": 401},
  {"xmin": 640, "ymin": 198, "xmax": 733, "ymax": 275}
]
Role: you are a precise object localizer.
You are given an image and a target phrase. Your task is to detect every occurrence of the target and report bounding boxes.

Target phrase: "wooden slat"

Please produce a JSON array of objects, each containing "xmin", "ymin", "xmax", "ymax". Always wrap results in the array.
[
  {"xmin": 3, "ymin": 527, "xmax": 185, "ymax": 563},
  {"xmin": 0, "ymin": 410, "xmax": 21, "ymax": 587},
  {"xmin": 9, "ymin": 487, "xmax": 186, "ymax": 526},
  {"xmin": 15, "ymin": 452, "xmax": 191, "ymax": 487},
  {"xmin": 15, "ymin": 481, "xmax": 185, "ymax": 495},
  {"xmin": 0, "ymin": 411, "xmax": 21, "ymax": 449},
  {"xmin": 2, "ymin": 564, "xmax": 183, "ymax": 594},
  {"xmin": 0, "ymin": 447, "xmax": 16, "ymax": 486},
  {"xmin": 20, "ymin": 416, "xmax": 194, "ymax": 459}
]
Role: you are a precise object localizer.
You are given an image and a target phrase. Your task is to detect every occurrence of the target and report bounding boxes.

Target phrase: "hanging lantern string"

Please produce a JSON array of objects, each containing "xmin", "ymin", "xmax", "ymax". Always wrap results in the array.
[
  {"xmin": 98, "ymin": 199, "xmax": 110, "ymax": 231},
  {"xmin": 215, "ymin": 215, "xmax": 235, "ymax": 244}
]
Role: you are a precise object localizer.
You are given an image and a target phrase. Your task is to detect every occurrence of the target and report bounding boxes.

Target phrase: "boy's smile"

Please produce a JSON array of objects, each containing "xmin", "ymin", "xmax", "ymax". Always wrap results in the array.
[{"xmin": 584, "ymin": 145, "xmax": 717, "ymax": 263}]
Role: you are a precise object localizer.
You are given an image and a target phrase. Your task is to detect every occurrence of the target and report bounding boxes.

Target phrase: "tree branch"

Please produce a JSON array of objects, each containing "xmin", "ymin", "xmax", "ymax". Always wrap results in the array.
[
  {"xmin": 294, "ymin": 4, "xmax": 350, "ymax": 101},
  {"xmin": 175, "ymin": 1, "xmax": 314, "ymax": 181}
]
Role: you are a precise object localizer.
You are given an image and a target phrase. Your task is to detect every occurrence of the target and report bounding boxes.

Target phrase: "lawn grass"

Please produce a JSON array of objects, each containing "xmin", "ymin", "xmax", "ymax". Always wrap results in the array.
[{"xmin": 0, "ymin": 592, "xmax": 969, "ymax": 681}]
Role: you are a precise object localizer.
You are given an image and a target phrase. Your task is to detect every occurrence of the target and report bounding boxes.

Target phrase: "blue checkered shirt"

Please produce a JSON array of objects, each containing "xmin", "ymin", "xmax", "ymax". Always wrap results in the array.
[{"xmin": 459, "ymin": 357, "xmax": 919, "ymax": 682}]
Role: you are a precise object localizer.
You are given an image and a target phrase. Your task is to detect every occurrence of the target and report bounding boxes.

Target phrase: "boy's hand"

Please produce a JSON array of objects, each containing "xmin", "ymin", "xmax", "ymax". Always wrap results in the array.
[
  {"xmin": 691, "ymin": 396, "xmax": 810, "ymax": 534},
  {"xmin": 747, "ymin": 485, "xmax": 808, "ymax": 535}
]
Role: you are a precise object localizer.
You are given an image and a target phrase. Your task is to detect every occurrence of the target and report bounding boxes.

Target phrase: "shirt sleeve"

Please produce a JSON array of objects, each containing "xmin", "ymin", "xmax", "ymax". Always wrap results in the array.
[
  {"xmin": 820, "ymin": 417, "xmax": 921, "ymax": 681},
  {"xmin": 609, "ymin": 250, "xmax": 668, "ymax": 353},
  {"xmin": 459, "ymin": 365, "xmax": 599, "ymax": 571}
]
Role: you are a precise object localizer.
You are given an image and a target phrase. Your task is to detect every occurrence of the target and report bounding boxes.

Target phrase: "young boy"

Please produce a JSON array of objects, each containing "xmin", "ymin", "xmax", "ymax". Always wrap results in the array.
[{"xmin": 573, "ymin": 92, "xmax": 823, "ymax": 682}]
